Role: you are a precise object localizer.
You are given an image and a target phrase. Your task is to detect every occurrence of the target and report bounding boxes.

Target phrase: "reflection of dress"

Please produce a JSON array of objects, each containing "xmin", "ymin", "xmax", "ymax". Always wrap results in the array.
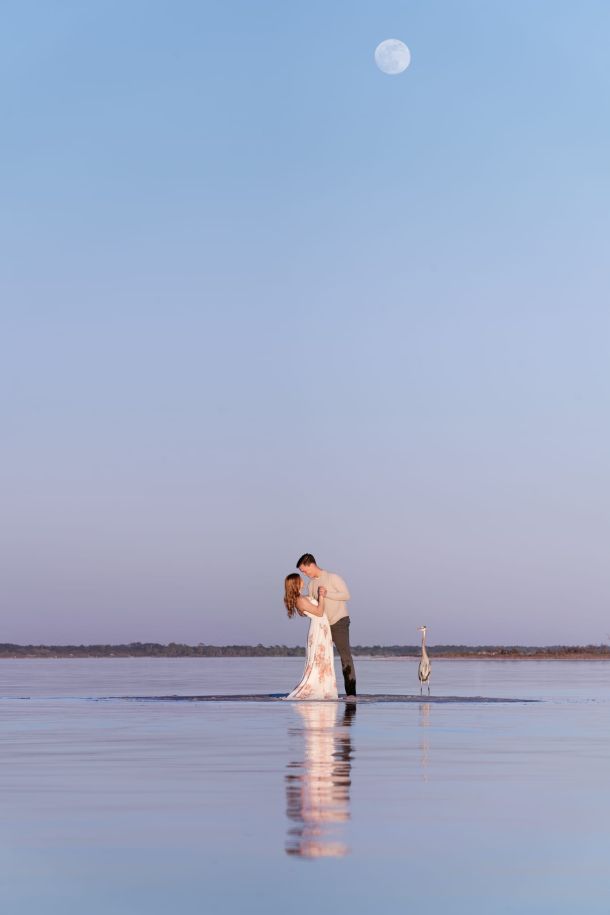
[
  {"xmin": 285, "ymin": 600, "xmax": 338, "ymax": 700},
  {"xmin": 285, "ymin": 703, "xmax": 353, "ymax": 857}
]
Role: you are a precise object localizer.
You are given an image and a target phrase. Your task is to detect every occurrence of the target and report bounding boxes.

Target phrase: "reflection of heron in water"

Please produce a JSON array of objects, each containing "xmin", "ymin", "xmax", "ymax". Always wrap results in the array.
[
  {"xmin": 285, "ymin": 702, "xmax": 356, "ymax": 858},
  {"xmin": 417, "ymin": 625, "xmax": 431, "ymax": 694},
  {"xmin": 419, "ymin": 702, "xmax": 430, "ymax": 781}
]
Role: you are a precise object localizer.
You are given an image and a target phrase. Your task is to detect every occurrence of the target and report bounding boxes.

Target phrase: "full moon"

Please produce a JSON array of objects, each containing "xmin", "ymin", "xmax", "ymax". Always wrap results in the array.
[{"xmin": 374, "ymin": 39, "xmax": 411, "ymax": 75}]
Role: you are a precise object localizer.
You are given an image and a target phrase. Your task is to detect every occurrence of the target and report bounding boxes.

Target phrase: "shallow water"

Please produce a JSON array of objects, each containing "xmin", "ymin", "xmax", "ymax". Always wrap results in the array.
[{"xmin": 1, "ymin": 658, "xmax": 609, "ymax": 914}]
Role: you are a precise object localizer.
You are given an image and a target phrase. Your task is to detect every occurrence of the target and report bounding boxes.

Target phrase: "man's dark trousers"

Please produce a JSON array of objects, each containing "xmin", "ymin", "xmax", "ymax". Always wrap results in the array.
[{"xmin": 330, "ymin": 617, "xmax": 357, "ymax": 696}]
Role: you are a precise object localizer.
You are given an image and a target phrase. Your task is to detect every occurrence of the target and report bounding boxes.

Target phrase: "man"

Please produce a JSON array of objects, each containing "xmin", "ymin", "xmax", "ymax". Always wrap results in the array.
[{"xmin": 296, "ymin": 553, "xmax": 356, "ymax": 696}]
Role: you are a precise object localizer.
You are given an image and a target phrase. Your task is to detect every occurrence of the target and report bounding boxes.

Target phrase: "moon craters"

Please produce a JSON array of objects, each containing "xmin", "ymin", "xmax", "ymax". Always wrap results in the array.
[{"xmin": 374, "ymin": 39, "xmax": 411, "ymax": 75}]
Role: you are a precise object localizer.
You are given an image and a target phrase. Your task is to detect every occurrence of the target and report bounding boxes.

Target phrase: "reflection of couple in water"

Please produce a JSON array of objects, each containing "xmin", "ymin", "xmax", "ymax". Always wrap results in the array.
[
  {"xmin": 283, "ymin": 554, "xmax": 357, "ymax": 700},
  {"xmin": 285, "ymin": 701, "xmax": 356, "ymax": 858}
]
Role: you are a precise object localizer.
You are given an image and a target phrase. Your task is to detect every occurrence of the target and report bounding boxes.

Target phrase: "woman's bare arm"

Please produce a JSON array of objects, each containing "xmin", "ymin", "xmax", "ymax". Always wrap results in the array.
[{"xmin": 296, "ymin": 596, "xmax": 324, "ymax": 617}]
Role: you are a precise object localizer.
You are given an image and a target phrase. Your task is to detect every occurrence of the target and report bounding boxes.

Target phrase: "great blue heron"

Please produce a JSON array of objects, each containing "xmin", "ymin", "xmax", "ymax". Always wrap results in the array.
[{"xmin": 417, "ymin": 626, "xmax": 431, "ymax": 695}]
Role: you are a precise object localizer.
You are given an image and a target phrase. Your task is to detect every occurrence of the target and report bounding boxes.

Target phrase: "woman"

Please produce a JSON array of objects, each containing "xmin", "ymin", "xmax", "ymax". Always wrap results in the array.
[{"xmin": 283, "ymin": 573, "xmax": 338, "ymax": 700}]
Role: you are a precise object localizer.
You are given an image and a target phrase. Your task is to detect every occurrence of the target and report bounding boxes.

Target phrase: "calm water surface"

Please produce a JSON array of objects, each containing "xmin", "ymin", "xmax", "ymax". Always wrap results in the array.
[{"xmin": 1, "ymin": 658, "xmax": 609, "ymax": 914}]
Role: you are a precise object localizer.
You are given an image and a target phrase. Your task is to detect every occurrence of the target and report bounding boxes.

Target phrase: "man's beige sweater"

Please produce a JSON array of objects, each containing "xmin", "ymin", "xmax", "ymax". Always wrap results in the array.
[{"xmin": 308, "ymin": 570, "xmax": 350, "ymax": 626}]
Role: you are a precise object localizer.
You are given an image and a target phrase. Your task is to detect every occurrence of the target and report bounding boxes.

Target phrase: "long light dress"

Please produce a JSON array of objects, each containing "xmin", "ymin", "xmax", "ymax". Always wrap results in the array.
[{"xmin": 285, "ymin": 600, "xmax": 338, "ymax": 701}]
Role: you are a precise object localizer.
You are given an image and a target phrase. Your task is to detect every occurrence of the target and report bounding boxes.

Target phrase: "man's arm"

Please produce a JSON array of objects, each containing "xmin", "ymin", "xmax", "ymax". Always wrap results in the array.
[{"xmin": 324, "ymin": 573, "xmax": 350, "ymax": 602}]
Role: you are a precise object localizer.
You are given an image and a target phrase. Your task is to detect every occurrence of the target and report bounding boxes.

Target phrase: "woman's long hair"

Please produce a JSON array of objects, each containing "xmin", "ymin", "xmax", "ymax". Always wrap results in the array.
[{"xmin": 284, "ymin": 573, "xmax": 302, "ymax": 618}]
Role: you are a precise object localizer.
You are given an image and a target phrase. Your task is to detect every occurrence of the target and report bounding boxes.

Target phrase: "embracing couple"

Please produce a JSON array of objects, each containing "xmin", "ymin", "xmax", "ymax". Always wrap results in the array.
[{"xmin": 283, "ymin": 553, "xmax": 357, "ymax": 701}]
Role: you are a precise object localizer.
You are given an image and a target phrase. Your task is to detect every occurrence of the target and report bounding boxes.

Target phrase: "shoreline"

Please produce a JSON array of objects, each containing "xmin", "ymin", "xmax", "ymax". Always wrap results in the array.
[{"xmin": 0, "ymin": 648, "xmax": 609, "ymax": 661}]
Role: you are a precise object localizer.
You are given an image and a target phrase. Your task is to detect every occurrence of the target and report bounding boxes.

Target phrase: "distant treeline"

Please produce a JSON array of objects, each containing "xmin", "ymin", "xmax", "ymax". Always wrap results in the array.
[{"xmin": 0, "ymin": 642, "xmax": 609, "ymax": 659}]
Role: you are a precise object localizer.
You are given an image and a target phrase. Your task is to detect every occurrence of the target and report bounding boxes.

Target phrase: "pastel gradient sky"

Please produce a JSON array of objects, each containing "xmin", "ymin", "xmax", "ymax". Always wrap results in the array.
[{"xmin": 2, "ymin": 1, "xmax": 609, "ymax": 646}]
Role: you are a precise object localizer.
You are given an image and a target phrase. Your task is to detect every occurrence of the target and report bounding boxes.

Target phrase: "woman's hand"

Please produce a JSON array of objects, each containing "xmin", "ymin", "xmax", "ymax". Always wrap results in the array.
[{"xmin": 318, "ymin": 587, "xmax": 327, "ymax": 598}]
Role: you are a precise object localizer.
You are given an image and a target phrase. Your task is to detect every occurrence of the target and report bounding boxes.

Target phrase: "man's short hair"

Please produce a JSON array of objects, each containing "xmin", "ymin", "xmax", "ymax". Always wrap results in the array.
[{"xmin": 296, "ymin": 553, "xmax": 316, "ymax": 569}]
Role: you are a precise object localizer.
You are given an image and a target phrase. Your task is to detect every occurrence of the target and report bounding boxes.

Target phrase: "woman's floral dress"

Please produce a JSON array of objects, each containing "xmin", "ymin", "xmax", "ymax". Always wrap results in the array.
[{"xmin": 285, "ymin": 600, "xmax": 338, "ymax": 700}]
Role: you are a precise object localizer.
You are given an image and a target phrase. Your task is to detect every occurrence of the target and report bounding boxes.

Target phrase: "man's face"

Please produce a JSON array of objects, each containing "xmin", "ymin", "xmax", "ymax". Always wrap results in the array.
[{"xmin": 299, "ymin": 563, "xmax": 317, "ymax": 579}]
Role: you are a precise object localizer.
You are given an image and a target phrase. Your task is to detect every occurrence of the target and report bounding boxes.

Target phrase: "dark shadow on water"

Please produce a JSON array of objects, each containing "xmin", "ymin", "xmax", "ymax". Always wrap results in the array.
[{"xmin": 285, "ymin": 701, "xmax": 356, "ymax": 859}]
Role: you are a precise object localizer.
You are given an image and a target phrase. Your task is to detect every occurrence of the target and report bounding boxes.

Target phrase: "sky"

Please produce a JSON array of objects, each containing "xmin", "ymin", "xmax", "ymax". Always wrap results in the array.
[{"xmin": 1, "ymin": 0, "xmax": 610, "ymax": 646}]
